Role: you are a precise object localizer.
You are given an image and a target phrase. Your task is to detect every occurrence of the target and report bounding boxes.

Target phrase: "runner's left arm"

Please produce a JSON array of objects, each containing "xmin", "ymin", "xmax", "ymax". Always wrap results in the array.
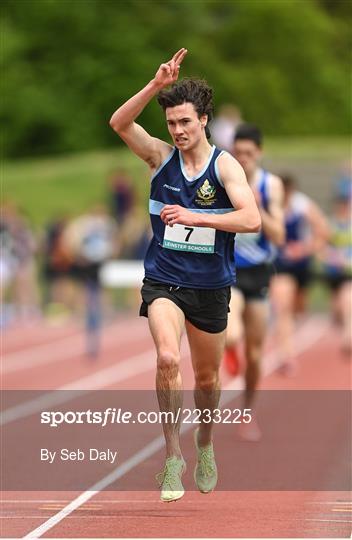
[
  {"xmin": 256, "ymin": 174, "xmax": 285, "ymax": 246},
  {"xmin": 286, "ymin": 200, "xmax": 331, "ymax": 259}
]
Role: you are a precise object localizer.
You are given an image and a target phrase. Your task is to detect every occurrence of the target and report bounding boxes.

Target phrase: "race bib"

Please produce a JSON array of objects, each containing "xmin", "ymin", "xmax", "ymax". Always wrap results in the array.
[{"xmin": 163, "ymin": 224, "xmax": 216, "ymax": 254}]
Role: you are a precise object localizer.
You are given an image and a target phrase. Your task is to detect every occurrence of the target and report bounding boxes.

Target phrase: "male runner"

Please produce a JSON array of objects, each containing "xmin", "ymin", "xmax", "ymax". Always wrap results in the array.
[
  {"xmin": 270, "ymin": 174, "xmax": 330, "ymax": 375},
  {"xmin": 321, "ymin": 179, "xmax": 352, "ymax": 355},
  {"xmin": 224, "ymin": 124, "xmax": 285, "ymax": 441},
  {"xmin": 109, "ymin": 49, "xmax": 261, "ymax": 501}
]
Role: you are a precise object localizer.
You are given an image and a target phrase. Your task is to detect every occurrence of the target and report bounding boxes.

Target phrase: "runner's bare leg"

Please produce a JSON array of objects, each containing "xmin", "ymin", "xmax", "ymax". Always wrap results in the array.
[
  {"xmin": 148, "ymin": 298, "xmax": 185, "ymax": 458},
  {"xmin": 186, "ymin": 321, "xmax": 225, "ymax": 447}
]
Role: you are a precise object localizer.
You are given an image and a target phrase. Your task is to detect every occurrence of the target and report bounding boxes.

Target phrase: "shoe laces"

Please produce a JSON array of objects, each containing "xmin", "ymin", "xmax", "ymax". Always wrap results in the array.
[
  {"xmin": 199, "ymin": 445, "xmax": 216, "ymax": 478},
  {"xmin": 156, "ymin": 457, "xmax": 183, "ymax": 488}
]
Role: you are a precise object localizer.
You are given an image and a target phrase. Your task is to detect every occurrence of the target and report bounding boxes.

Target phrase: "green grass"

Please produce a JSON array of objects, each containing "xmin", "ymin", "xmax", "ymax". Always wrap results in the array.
[
  {"xmin": 265, "ymin": 136, "xmax": 350, "ymax": 160},
  {"xmin": 2, "ymin": 147, "xmax": 151, "ymax": 228},
  {"xmin": 2, "ymin": 137, "xmax": 350, "ymax": 229}
]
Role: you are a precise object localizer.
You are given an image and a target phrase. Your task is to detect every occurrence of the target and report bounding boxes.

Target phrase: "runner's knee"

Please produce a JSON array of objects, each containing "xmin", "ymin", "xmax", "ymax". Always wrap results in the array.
[
  {"xmin": 157, "ymin": 349, "xmax": 180, "ymax": 373},
  {"xmin": 245, "ymin": 341, "xmax": 263, "ymax": 365},
  {"xmin": 274, "ymin": 295, "xmax": 293, "ymax": 314},
  {"xmin": 195, "ymin": 371, "xmax": 219, "ymax": 392},
  {"xmin": 226, "ymin": 333, "xmax": 239, "ymax": 348}
]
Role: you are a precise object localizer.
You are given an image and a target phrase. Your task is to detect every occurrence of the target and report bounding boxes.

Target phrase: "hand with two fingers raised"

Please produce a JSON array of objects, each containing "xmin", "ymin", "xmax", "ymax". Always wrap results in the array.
[{"xmin": 154, "ymin": 48, "xmax": 188, "ymax": 89}]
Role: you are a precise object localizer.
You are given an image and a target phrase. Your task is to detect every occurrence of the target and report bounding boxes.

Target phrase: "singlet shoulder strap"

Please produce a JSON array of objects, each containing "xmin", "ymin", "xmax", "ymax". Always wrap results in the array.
[
  {"xmin": 258, "ymin": 169, "xmax": 270, "ymax": 211},
  {"xmin": 151, "ymin": 147, "xmax": 176, "ymax": 180}
]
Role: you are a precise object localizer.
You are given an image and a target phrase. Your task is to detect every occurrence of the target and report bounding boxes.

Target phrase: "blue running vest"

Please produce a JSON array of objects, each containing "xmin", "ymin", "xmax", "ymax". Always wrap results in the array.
[
  {"xmin": 276, "ymin": 191, "xmax": 311, "ymax": 270},
  {"xmin": 324, "ymin": 218, "xmax": 352, "ymax": 277},
  {"xmin": 235, "ymin": 169, "xmax": 276, "ymax": 268},
  {"xmin": 144, "ymin": 145, "xmax": 235, "ymax": 288}
]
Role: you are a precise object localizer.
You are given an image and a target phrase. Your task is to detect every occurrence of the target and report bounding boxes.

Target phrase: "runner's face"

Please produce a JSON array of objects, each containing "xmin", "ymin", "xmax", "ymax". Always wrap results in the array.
[
  {"xmin": 232, "ymin": 140, "xmax": 262, "ymax": 178},
  {"xmin": 166, "ymin": 103, "xmax": 206, "ymax": 150}
]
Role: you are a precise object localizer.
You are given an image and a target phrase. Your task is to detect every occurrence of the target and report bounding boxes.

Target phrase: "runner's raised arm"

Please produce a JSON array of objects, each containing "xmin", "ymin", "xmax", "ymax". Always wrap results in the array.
[{"xmin": 109, "ymin": 49, "xmax": 188, "ymax": 171}]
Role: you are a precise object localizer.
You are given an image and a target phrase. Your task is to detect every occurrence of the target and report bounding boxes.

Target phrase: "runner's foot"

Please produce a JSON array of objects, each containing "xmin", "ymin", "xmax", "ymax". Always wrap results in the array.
[
  {"xmin": 278, "ymin": 360, "xmax": 298, "ymax": 377},
  {"xmin": 238, "ymin": 416, "xmax": 262, "ymax": 442},
  {"xmin": 194, "ymin": 428, "xmax": 218, "ymax": 493},
  {"xmin": 156, "ymin": 456, "xmax": 186, "ymax": 502}
]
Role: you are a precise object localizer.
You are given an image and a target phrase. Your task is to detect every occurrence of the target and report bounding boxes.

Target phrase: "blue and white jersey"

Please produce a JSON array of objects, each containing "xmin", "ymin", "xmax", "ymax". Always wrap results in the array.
[
  {"xmin": 283, "ymin": 192, "xmax": 310, "ymax": 242},
  {"xmin": 144, "ymin": 145, "xmax": 235, "ymax": 288},
  {"xmin": 276, "ymin": 191, "xmax": 311, "ymax": 269},
  {"xmin": 235, "ymin": 169, "xmax": 276, "ymax": 268},
  {"xmin": 323, "ymin": 218, "xmax": 352, "ymax": 277}
]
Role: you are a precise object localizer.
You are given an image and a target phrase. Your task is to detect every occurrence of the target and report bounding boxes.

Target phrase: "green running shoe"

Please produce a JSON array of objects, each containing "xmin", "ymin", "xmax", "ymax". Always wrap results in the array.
[
  {"xmin": 194, "ymin": 428, "xmax": 218, "ymax": 493},
  {"xmin": 156, "ymin": 456, "xmax": 186, "ymax": 502}
]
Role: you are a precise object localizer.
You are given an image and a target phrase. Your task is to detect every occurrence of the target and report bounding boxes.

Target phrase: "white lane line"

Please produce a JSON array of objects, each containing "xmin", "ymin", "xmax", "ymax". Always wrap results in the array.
[
  {"xmin": 2, "ymin": 334, "xmax": 90, "ymax": 374},
  {"xmin": 1, "ymin": 320, "xmax": 148, "ymax": 374},
  {"xmin": 23, "ymin": 317, "xmax": 327, "ymax": 539},
  {"xmin": 1, "ymin": 349, "xmax": 155, "ymax": 426},
  {"xmin": 330, "ymin": 508, "xmax": 352, "ymax": 516},
  {"xmin": 23, "ymin": 435, "xmax": 165, "ymax": 538},
  {"xmin": 304, "ymin": 519, "xmax": 352, "ymax": 524},
  {"xmin": 1, "ymin": 338, "xmax": 192, "ymax": 426},
  {"xmin": 3, "ymin": 515, "xmax": 171, "ymax": 518},
  {"xmin": 305, "ymin": 501, "xmax": 352, "ymax": 505},
  {"xmin": 1, "ymin": 499, "xmax": 158, "ymax": 503},
  {"xmin": 2, "ymin": 314, "xmax": 327, "ymax": 426},
  {"xmin": 224, "ymin": 316, "xmax": 329, "ymax": 390}
]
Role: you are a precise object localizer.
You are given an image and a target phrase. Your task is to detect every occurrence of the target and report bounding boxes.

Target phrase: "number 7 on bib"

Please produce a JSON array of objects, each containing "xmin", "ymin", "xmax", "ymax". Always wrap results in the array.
[{"xmin": 163, "ymin": 223, "xmax": 216, "ymax": 254}]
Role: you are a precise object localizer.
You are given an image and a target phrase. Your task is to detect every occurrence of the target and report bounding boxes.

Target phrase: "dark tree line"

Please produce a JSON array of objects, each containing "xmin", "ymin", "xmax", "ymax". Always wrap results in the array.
[{"xmin": 2, "ymin": 0, "xmax": 351, "ymax": 158}]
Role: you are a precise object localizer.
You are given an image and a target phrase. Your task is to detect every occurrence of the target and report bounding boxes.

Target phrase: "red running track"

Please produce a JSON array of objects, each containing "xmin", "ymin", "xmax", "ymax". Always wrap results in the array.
[{"xmin": 1, "ymin": 314, "xmax": 351, "ymax": 538}]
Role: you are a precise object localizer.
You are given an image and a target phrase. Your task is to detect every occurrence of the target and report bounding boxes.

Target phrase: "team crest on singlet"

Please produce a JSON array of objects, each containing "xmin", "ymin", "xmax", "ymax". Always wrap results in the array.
[{"xmin": 195, "ymin": 179, "xmax": 217, "ymax": 206}]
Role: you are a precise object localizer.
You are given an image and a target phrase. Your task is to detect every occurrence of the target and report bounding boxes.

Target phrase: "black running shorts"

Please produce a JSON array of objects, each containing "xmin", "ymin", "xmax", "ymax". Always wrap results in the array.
[
  {"xmin": 274, "ymin": 263, "xmax": 312, "ymax": 290},
  {"xmin": 324, "ymin": 273, "xmax": 351, "ymax": 292},
  {"xmin": 233, "ymin": 264, "xmax": 273, "ymax": 301},
  {"xmin": 140, "ymin": 278, "xmax": 231, "ymax": 333}
]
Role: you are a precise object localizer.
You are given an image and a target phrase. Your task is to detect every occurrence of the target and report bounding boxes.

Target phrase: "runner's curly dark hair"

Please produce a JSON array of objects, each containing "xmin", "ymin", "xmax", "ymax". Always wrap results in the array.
[{"xmin": 157, "ymin": 78, "xmax": 214, "ymax": 139}]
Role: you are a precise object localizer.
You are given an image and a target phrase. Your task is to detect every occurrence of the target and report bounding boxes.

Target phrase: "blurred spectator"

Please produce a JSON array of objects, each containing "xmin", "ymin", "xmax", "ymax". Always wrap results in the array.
[
  {"xmin": 63, "ymin": 206, "xmax": 119, "ymax": 267},
  {"xmin": 61, "ymin": 205, "xmax": 120, "ymax": 357},
  {"xmin": 118, "ymin": 206, "xmax": 152, "ymax": 309},
  {"xmin": 335, "ymin": 161, "xmax": 352, "ymax": 200},
  {"xmin": 319, "ymin": 173, "xmax": 352, "ymax": 356},
  {"xmin": 270, "ymin": 174, "xmax": 330, "ymax": 375},
  {"xmin": 0, "ymin": 203, "xmax": 40, "ymax": 324},
  {"xmin": 108, "ymin": 169, "xmax": 135, "ymax": 225},
  {"xmin": 0, "ymin": 214, "xmax": 15, "ymax": 278},
  {"xmin": 210, "ymin": 104, "xmax": 242, "ymax": 152},
  {"xmin": 42, "ymin": 215, "xmax": 77, "ymax": 319},
  {"xmin": 119, "ymin": 206, "xmax": 151, "ymax": 260},
  {"xmin": 0, "ymin": 213, "xmax": 17, "ymax": 323}
]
